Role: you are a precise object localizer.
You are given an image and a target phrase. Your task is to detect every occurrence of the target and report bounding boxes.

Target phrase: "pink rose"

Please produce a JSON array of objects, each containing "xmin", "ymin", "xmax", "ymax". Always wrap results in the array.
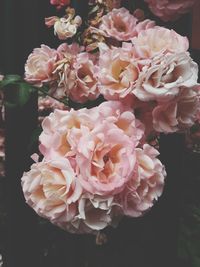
[
  {"xmin": 132, "ymin": 27, "xmax": 189, "ymax": 59},
  {"xmin": 99, "ymin": 8, "xmax": 138, "ymax": 41},
  {"xmin": 22, "ymin": 99, "xmax": 168, "ymax": 234},
  {"xmin": 134, "ymin": 19, "xmax": 156, "ymax": 34},
  {"xmin": 59, "ymin": 193, "xmax": 121, "ymax": 234},
  {"xmin": 50, "ymin": 0, "xmax": 70, "ymax": 9},
  {"xmin": 118, "ymin": 144, "xmax": 166, "ymax": 217},
  {"xmin": 57, "ymin": 42, "xmax": 83, "ymax": 57},
  {"xmin": 134, "ymin": 52, "xmax": 198, "ymax": 102},
  {"xmin": 40, "ymin": 101, "xmax": 145, "ymax": 160},
  {"xmin": 45, "ymin": 9, "xmax": 82, "ymax": 41},
  {"xmin": 145, "ymin": 0, "xmax": 196, "ymax": 22},
  {"xmin": 69, "ymin": 53, "xmax": 100, "ymax": 103},
  {"xmin": 53, "ymin": 17, "xmax": 82, "ymax": 40},
  {"xmin": 76, "ymin": 121, "xmax": 136, "ymax": 196},
  {"xmin": 49, "ymin": 43, "xmax": 84, "ymax": 98},
  {"xmin": 39, "ymin": 108, "xmax": 94, "ymax": 159},
  {"xmin": 21, "ymin": 158, "xmax": 82, "ymax": 227},
  {"xmin": 98, "ymin": 43, "xmax": 139, "ymax": 100},
  {"xmin": 153, "ymin": 87, "xmax": 200, "ymax": 133},
  {"xmin": 96, "ymin": 100, "xmax": 145, "ymax": 144},
  {"xmin": 25, "ymin": 45, "xmax": 59, "ymax": 87},
  {"xmin": 72, "ymin": 194, "xmax": 119, "ymax": 233}
]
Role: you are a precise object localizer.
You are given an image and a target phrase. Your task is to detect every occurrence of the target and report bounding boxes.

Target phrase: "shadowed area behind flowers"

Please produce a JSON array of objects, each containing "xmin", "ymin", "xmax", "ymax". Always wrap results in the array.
[
  {"xmin": 0, "ymin": 1, "xmax": 200, "ymax": 267},
  {"xmin": 0, "ymin": 150, "xmax": 200, "ymax": 267}
]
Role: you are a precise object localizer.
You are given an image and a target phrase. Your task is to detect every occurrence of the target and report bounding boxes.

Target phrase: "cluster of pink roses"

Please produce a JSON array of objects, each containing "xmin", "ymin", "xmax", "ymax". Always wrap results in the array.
[
  {"xmin": 97, "ymin": 8, "xmax": 200, "ymax": 134},
  {"xmin": 25, "ymin": 7, "xmax": 200, "ymax": 134},
  {"xmin": 22, "ymin": 101, "xmax": 166, "ymax": 234},
  {"xmin": 22, "ymin": 4, "xmax": 200, "ymax": 235},
  {"xmin": 25, "ymin": 43, "xmax": 99, "ymax": 103}
]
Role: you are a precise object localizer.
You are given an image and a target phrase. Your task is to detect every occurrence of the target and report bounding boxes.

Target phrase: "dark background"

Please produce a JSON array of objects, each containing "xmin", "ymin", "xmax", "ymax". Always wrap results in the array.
[{"xmin": 0, "ymin": 1, "xmax": 200, "ymax": 267}]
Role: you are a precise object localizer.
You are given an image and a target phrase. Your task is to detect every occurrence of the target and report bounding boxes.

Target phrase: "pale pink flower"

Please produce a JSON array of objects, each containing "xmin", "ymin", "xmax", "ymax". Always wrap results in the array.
[
  {"xmin": 153, "ymin": 87, "xmax": 200, "ymax": 133},
  {"xmin": 39, "ymin": 101, "xmax": 145, "ymax": 160},
  {"xmin": 119, "ymin": 144, "xmax": 166, "ymax": 217},
  {"xmin": 53, "ymin": 16, "xmax": 82, "ymax": 40},
  {"xmin": 39, "ymin": 108, "xmax": 94, "ymax": 159},
  {"xmin": 22, "ymin": 100, "xmax": 168, "ymax": 234},
  {"xmin": 96, "ymin": 100, "xmax": 145, "ymax": 144},
  {"xmin": 145, "ymin": 0, "xmax": 196, "ymax": 22},
  {"xmin": 0, "ymin": 75, "xmax": 4, "ymax": 81},
  {"xmin": 21, "ymin": 158, "xmax": 82, "ymax": 227},
  {"xmin": 72, "ymin": 194, "xmax": 119, "ymax": 233},
  {"xmin": 45, "ymin": 16, "xmax": 58, "ymax": 28},
  {"xmin": 45, "ymin": 9, "xmax": 82, "ymax": 40},
  {"xmin": 132, "ymin": 27, "xmax": 189, "ymax": 59},
  {"xmin": 25, "ymin": 45, "xmax": 59, "ymax": 87},
  {"xmin": 69, "ymin": 53, "xmax": 100, "ymax": 103},
  {"xmin": 99, "ymin": 8, "xmax": 138, "ymax": 41},
  {"xmin": 50, "ymin": 43, "xmax": 83, "ymax": 98},
  {"xmin": 134, "ymin": 19, "xmax": 156, "ymax": 34},
  {"xmin": 134, "ymin": 52, "xmax": 198, "ymax": 102},
  {"xmin": 57, "ymin": 193, "xmax": 120, "ymax": 234},
  {"xmin": 76, "ymin": 121, "xmax": 137, "ymax": 196},
  {"xmin": 50, "ymin": 0, "xmax": 70, "ymax": 9},
  {"xmin": 57, "ymin": 42, "xmax": 84, "ymax": 58},
  {"xmin": 98, "ymin": 43, "xmax": 139, "ymax": 100}
]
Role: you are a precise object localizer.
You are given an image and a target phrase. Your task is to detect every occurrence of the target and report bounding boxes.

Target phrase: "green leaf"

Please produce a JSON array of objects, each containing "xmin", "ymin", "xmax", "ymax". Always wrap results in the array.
[
  {"xmin": 18, "ymin": 82, "xmax": 32, "ymax": 106},
  {"xmin": 4, "ymin": 81, "xmax": 36, "ymax": 108},
  {"xmin": 0, "ymin": 74, "xmax": 21, "ymax": 88}
]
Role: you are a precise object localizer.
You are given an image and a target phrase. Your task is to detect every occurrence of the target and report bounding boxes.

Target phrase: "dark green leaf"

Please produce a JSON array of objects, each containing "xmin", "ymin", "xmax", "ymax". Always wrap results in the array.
[
  {"xmin": 0, "ymin": 74, "xmax": 21, "ymax": 88},
  {"xmin": 18, "ymin": 82, "xmax": 32, "ymax": 106}
]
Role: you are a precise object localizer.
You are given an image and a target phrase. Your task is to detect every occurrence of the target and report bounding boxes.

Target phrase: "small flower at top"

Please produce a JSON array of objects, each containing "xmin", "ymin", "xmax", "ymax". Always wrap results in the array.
[{"xmin": 45, "ymin": 7, "xmax": 82, "ymax": 40}]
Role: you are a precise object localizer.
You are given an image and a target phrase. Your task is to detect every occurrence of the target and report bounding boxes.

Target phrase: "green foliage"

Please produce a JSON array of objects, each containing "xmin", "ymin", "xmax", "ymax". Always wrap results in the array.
[
  {"xmin": 0, "ymin": 75, "xmax": 36, "ymax": 108},
  {"xmin": 17, "ymin": 82, "xmax": 34, "ymax": 106},
  {"xmin": 0, "ymin": 74, "xmax": 21, "ymax": 88},
  {"xmin": 4, "ymin": 82, "xmax": 35, "ymax": 108}
]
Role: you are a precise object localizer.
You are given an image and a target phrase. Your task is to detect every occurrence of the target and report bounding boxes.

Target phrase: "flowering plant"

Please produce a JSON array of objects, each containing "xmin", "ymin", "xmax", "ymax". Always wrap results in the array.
[{"xmin": 0, "ymin": 0, "xmax": 199, "ymax": 239}]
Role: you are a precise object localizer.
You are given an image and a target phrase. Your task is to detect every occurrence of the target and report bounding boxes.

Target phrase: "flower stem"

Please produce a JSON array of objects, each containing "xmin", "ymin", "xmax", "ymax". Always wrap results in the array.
[{"xmin": 37, "ymin": 87, "xmax": 69, "ymax": 107}]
